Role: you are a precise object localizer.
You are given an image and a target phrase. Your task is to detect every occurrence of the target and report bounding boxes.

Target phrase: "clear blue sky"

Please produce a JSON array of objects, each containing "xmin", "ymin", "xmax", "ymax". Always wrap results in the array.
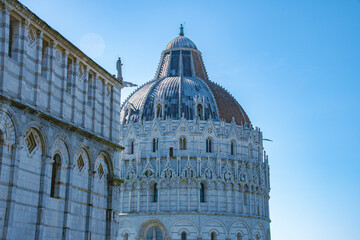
[{"xmin": 21, "ymin": 0, "xmax": 360, "ymax": 239}]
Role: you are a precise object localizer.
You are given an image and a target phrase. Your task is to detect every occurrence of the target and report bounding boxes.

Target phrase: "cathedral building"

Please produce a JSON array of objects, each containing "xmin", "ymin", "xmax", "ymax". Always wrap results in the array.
[
  {"xmin": 0, "ymin": 1, "xmax": 271, "ymax": 240},
  {"xmin": 117, "ymin": 26, "xmax": 271, "ymax": 240}
]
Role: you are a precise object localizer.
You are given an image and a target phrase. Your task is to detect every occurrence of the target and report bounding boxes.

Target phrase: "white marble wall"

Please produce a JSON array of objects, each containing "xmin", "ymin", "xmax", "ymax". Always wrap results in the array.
[
  {"xmin": 117, "ymin": 214, "xmax": 270, "ymax": 240},
  {"xmin": 0, "ymin": 1, "xmax": 123, "ymax": 239},
  {"xmin": 118, "ymin": 118, "xmax": 271, "ymax": 240},
  {"xmin": 0, "ymin": 0, "xmax": 121, "ymax": 143}
]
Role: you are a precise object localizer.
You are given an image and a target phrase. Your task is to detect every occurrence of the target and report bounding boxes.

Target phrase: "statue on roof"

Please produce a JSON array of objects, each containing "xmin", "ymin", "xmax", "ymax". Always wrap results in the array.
[{"xmin": 179, "ymin": 24, "xmax": 184, "ymax": 36}]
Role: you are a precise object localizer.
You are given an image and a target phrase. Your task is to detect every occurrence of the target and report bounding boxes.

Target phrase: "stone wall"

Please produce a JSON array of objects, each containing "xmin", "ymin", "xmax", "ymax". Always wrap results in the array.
[
  {"xmin": 0, "ymin": 1, "xmax": 123, "ymax": 239},
  {"xmin": 118, "ymin": 118, "xmax": 271, "ymax": 240}
]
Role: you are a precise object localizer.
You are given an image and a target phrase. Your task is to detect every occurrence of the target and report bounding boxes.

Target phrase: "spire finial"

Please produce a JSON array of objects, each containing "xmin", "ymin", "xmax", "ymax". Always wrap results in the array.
[{"xmin": 179, "ymin": 24, "xmax": 184, "ymax": 36}]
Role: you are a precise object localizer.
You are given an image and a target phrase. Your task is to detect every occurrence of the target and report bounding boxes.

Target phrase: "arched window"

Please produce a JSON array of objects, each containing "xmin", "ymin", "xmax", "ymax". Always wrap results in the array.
[
  {"xmin": 130, "ymin": 140, "xmax": 134, "ymax": 154},
  {"xmin": 206, "ymin": 137, "xmax": 212, "ymax": 153},
  {"xmin": 231, "ymin": 140, "xmax": 235, "ymax": 155},
  {"xmin": 123, "ymin": 233, "xmax": 129, "ymax": 240},
  {"xmin": 50, "ymin": 154, "xmax": 61, "ymax": 198},
  {"xmin": 181, "ymin": 232, "xmax": 187, "ymax": 240},
  {"xmin": 146, "ymin": 226, "xmax": 163, "ymax": 240},
  {"xmin": 179, "ymin": 136, "xmax": 186, "ymax": 150},
  {"xmin": 200, "ymin": 183, "xmax": 205, "ymax": 202},
  {"xmin": 211, "ymin": 232, "xmax": 217, "ymax": 240},
  {"xmin": 153, "ymin": 183, "xmax": 158, "ymax": 202},
  {"xmin": 197, "ymin": 104, "xmax": 203, "ymax": 119},
  {"xmin": 237, "ymin": 232, "xmax": 243, "ymax": 240},
  {"xmin": 156, "ymin": 104, "xmax": 162, "ymax": 118},
  {"xmin": 153, "ymin": 138, "xmax": 159, "ymax": 152}
]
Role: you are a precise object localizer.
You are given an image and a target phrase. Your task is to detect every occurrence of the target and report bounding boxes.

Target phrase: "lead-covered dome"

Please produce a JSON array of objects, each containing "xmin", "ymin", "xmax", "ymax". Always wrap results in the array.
[
  {"xmin": 120, "ymin": 31, "xmax": 250, "ymax": 126},
  {"xmin": 165, "ymin": 36, "xmax": 197, "ymax": 50}
]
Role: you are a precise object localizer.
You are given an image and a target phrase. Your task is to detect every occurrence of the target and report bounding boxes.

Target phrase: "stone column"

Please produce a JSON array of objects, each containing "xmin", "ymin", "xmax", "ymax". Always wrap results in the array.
[
  {"xmin": 2, "ymin": 144, "xmax": 20, "ymax": 240},
  {"xmin": 101, "ymin": 78, "xmax": 106, "ymax": 137},
  {"xmin": 62, "ymin": 161, "xmax": 75, "ymax": 240},
  {"xmin": 18, "ymin": 18, "xmax": 27, "ymax": 102},
  {"xmin": 60, "ymin": 50, "xmax": 68, "ymax": 118},
  {"xmin": 177, "ymin": 184, "xmax": 180, "ymax": 212},
  {"xmin": 234, "ymin": 187, "xmax": 238, "ymax": 214},
  {"xmin": 128, "ymin": 188, "xmax": 132, "ymax": 212},
  {"xmin": 82, "ymin": 67, "xmax": 88, "ymax": 128},
  {"xmin": 109, "ymin": 81, "xmax": 114, "ymax": 140},
  {"xmin": 85, "ymin": 170, "xmax": 95, "ymax": 240},
  {"xmin": 34, "ymin": 154, "xmax": 51, "ymax": 240},
  {"xmin": 0, "ymin": 6, "xmax": 9, "ymax": 91},
  {"xmin": 120, "ymin": 185, "xmax": 124, "ymax": 213},
  {"xmin": 34, "ymin": 30, "xmax": 43, "ymax": 107},
  {"xmin": 106, "ymin": 182, "xmax": 116, "ymax": 240},
  {"xmin": 197, "ymin": 157, "xmax": 201, "ymax": 177},
  {"xmin": 187, "ymin": 186, "xmax": 191, "ymax": 211},
  {"xmin": 146, "ymin": 187, "xmax": 149, "ymax": 212},
  {"xmin": 241, "ymin": 190, "xmax": 245, "ymax": 214},
  {"xmin": 216, "ymin": 185, "xmax": 220, "ymax": 212},
  {"xmin": 91, "ymin": 74, "xmax": 97, "ymax": 132},
  {"xmin": 167, "ymin": 186, "xmax": 170, "ymax": 212},
  {"xmin": 137, "ymin": 186, "xmax": 140, "ymax": 212},
  {"xmin": 249, "ymin": 191, "xmax": 252, "ymax": 215},
  {"xmin": 197, "ymin": 185, "xmax": 201, "ymax": 212},
  {"xmin": 225, "ymin": 185, "xmax": 230, "ymax": 213},
  {"xmin": 156, "ymin": 185, "xmax": 160, "ymax": 212},
  {"xmin": 70, "ymin": 57, "xmax": 78, "ymax": 123},
  {"xmin": 47, "ymin": 41, "xmax": 56, "ymax": 112}
]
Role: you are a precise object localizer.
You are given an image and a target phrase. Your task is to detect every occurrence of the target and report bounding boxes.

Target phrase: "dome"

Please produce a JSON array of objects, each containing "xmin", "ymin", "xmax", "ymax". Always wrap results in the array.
[
  {"xmin": 120, "ymin": 32, "xmax": 250, "ymax": 126},
  {"xmin": 165, "ymin": 36, "xmax": 197, "ymax": 50}
]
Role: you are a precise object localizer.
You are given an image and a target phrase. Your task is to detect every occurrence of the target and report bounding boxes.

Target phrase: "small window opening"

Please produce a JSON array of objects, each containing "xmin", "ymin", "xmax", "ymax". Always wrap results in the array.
[
  {"xmin": 237, "ymin": 233, "xmax": 243, "ymax": 240},
  {"xmin": 156, "ymin": 104, "xmax": 162, "ymax": 118},
  {"xmin": 206, "ymin": 137, "xmax": 212, "ymax": 153},
  {"xmin": 123, "ymin": 233, "xmax": 129, "ymax": 240},
  {"xmin": 130, "ymin": 140, "xmax": 134, "ymax": 154},
  {"xmin": 231, "ymin": 140, "xmax": 235, "ymax": 155},
  {"xmin": 179, "ymin": 136, "xmax": 186, "ymax": 150},
  {"xmin": 200, "ymin": 183, "xmax": 205, "ymax": 202},
  {"xmin": 181, "ymin": 232, "xmax": 187, "ymax": 240},
  {"xmin": 169, "ymin": 147, "xmax": 173, "ymax": 157},
  {"xmin": 50, "ymin": 154, "xmax": 61, "ymax": 198},
  {"xmin": 211, "ymin": 232, "xmax": 217, "ymax": 240},
  {"xmin": 153, "ymin": 183, "xmax": 158, "ymax": 202},
  {"xmin": 197, "ymin": 104, "xmax": 203, "ymax": 120},
  {"xmin": 153, "ymin": 138, "xmax": 159, "ymax": 152}
]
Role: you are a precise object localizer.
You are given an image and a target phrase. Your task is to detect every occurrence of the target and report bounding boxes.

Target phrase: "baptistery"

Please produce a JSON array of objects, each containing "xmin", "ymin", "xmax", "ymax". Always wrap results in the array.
[{"xmin": 118, "ymin": 27, "xmax": 271, "ymax": 240}]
